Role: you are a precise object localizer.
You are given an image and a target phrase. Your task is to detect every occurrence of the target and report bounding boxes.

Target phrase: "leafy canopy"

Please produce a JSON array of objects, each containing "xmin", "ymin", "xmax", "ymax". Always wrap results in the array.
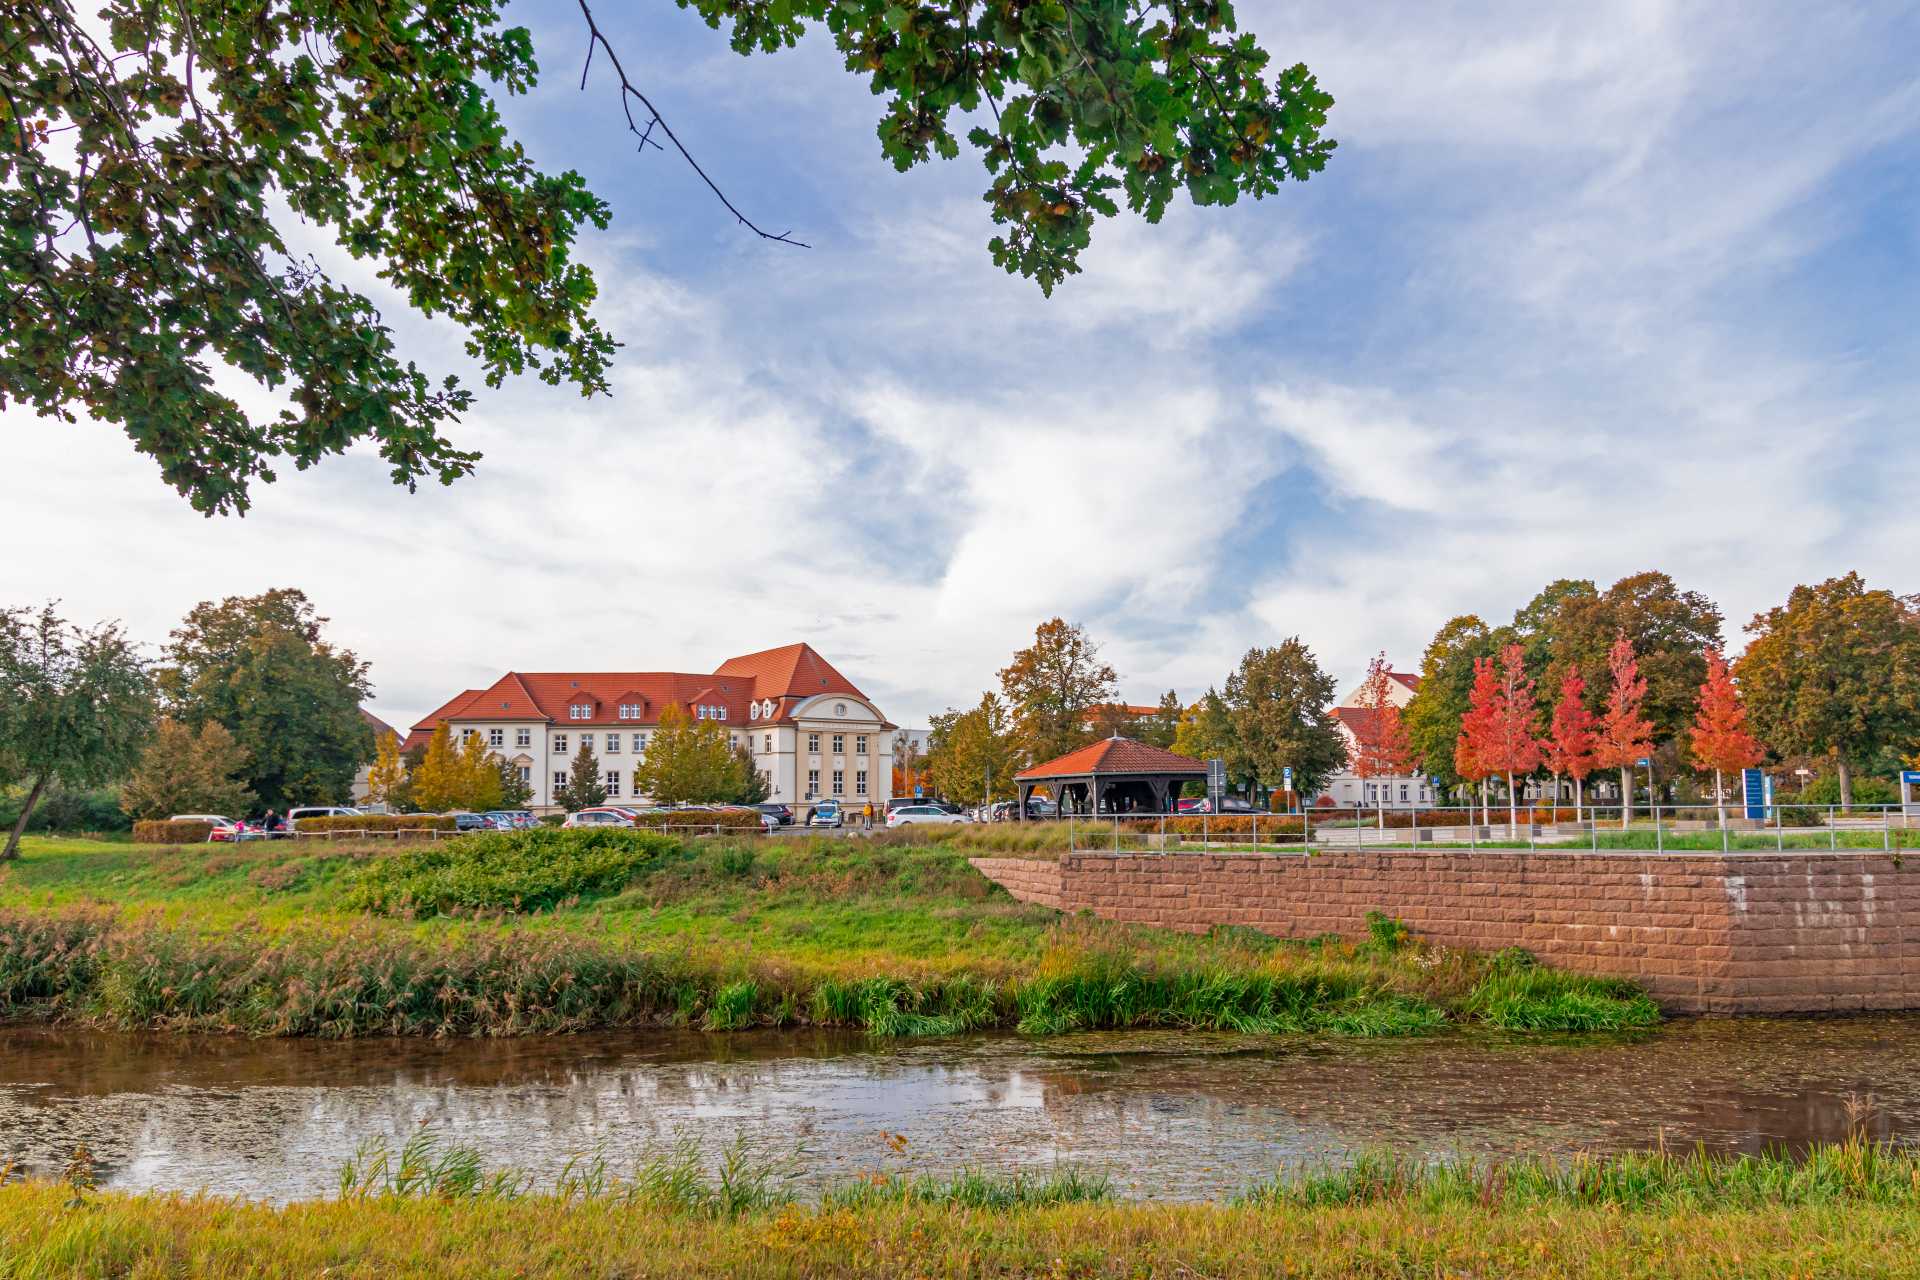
[{"xmin": 4, "ymin": 0, "xmax": 1333, "ymax": 514}]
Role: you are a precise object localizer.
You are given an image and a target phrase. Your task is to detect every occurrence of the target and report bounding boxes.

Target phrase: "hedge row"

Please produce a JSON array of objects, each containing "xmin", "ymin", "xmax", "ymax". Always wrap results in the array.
[
  {"xmin": 132, "ymin": 820, "xmax": 217, "ymax": 844},
  {"xmin": 629, "ymin": 809, "xmax": 763, "ymax": 832},
  {"xmin": 293, "ymin": 815, "xmax": 456, "ymax": 834}
]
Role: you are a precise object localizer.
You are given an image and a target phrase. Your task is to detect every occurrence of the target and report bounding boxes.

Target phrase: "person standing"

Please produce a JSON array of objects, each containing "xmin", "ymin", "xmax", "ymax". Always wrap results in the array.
[{"xmin": 863, "ymin": 800, "xmax": 875, "ymax": 829}]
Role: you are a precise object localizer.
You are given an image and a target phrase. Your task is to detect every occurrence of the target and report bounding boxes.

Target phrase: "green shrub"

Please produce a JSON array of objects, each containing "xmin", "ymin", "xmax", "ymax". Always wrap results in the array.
[
  {"xmin": 293, "ymin": 814, "xmax": 456, "ymax": 835},
  {"xmin": 0, "ymin": 785, "xmax": 131, "ymax": 834},
  {"xmin": 132, "ymin": 819, "xmax": 217, "ymax": 844},
  {"xmin": 345, "ymin": 827, "xmax": 681, "ymax": 917},
  {"xmin": 1463, "ymin": 965, "xmax": 1660, "ymax": 1031},
  {"xmin": 1796, "ymin": 775, "xmax": 1897, "ymax": 807}
]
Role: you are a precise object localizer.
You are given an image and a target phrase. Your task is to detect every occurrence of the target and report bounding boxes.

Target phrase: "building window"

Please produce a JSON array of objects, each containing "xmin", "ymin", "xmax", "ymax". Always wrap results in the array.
[
  {"xmin": 515, "ymin": 728, "xmax": 531, "ymax": 748},
  {"xmin": 618, "ymin": 703, "xmax": 642, "ymax": 720},
  {"xmin": 763, "ymin": 734, "xmax": 772, "ymax": 752},
  {"xmin": 856, "ymin": 735, "xmax": 867, "ymax": 754},
  {"xmin": 832, "ymin": 769, "xmax": 844, "ymax": 796},
  {"xmin": 1399, "ymin": 785, "xmax": 1409, "ymax": 803},
  {"xmin": 580, "ymin": 734, "xmax": 594, "ymax": 750},
  {"xmin": 553, "ymin": 771, "xmax": 569, "ymax": 791},
  {"xmin": 605, "ymin": 771, "xmax": 621, "ymax": 797},
  {"xmin": 807, "ymin": 733, "xmax": 820, "ymax": 754},
  {"xmin": 570, "ymin": 703, "xmax": 590, "ymax": 720},
  {"xmin": 487, "ymin": 727, "xmax": 503, "ymax": 748},
  {"xmin": 517, "ymin": 766, "xmax": 530, "ymax": 784},
  {"xmin": 832, "ymin": 734, "xmax": 844, "ymax": 755},
  {"xmin": 552, "ymin": 734, "xmax": 568, "ymax": 754},
  {"xmin": 605, "ymin": 734, "xmax": 620, "ymax": 753},
  {"xmin": 461, "ymin": 728, "xmax": 478, "ymax": 743},
  {"xmin": 806, "ymin": 768, "xmax": 819, "ymax": 798},
  {"xmin": 633, "ymin": 733, "xmax": 646, "ymax": 752},
  {"xmin": 717, "ymin": 705, "xmax": 727, "ymax": 720},
  {"xmin": 856, "ymin": 770, "xmax": 867, "ymax": 795}
]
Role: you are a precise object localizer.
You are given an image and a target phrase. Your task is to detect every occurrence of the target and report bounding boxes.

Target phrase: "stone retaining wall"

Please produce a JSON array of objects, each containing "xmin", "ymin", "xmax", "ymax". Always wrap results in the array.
[{"xmin": 969, "ymin": 849, "xmax": 1919, "ymax": 1014}]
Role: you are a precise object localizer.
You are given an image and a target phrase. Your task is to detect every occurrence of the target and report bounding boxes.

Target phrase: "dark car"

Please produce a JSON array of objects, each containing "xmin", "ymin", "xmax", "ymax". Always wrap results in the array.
[
  {"xmin": 451, "ymin": 812, "xmax": 495, "ymax": 833},
  {"xmin": 755, "ymin": 803, "xmax": 794, "ymax": 826}
]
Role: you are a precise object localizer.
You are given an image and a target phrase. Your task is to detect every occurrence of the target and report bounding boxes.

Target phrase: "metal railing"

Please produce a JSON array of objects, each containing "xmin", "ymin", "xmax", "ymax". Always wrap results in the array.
[{"xmin": 1050, "ymin": 802, "xmax": 1920, "ymax": 855}]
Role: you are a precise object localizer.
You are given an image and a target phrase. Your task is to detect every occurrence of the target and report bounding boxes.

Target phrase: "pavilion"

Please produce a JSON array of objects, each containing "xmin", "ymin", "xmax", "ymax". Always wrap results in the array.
[{"xmin": 1014, "ymin": 736, "xmax": 1209, "ymax": 816}]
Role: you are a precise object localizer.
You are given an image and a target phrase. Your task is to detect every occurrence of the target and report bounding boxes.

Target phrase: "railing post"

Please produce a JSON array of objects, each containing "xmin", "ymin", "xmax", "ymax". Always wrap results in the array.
[
  {"xmin": 1884, "ymin": 806, "xmax": 1891, "ymax": 852},
  {"xmin": 1830, "ymin": 805, "xmax": 1837, "ymax": 851},
  {"xmin": 1112, "ymin": 815, "xmax": 1119, "ymax": 853},
  {"xmin": 1655, "ymin": 803, "xmax": 1664, "ymax": 854}
]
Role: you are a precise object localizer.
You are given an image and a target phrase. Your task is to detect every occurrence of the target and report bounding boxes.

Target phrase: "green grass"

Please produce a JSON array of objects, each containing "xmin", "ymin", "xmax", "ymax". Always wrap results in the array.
[
  {"xmin": 6, "ymin": 1140, "xmax": 1919, "ymax": 1278},
  {"xmin": 0, "ymin": 832, "xmax": 1658, "ymax": 1038}
]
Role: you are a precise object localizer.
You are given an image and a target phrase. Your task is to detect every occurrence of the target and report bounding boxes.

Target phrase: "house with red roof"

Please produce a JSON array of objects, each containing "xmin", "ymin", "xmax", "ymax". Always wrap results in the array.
[
  {"xmin": 404, "ymin": 643, "xmax": 895, "ymax": 811},
  {"xmin": 1321, "ymin": 668, "xmax": 1433, "ymax": 811}
]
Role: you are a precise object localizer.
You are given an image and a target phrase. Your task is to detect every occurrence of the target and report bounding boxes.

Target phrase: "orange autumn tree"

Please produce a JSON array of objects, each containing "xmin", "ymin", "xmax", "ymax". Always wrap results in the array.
[
  {"xmin": 1454, "ymin": 656, "xmax": 1500, "ymax": 825},
  {"xmin": 1689, "ymin": 647, "xmax": 1764, "ymax": 830},
  {"xmin": 1544, "ymin": 667, "xmax": 1598, "ymax": 823},
  {"xmin": 1350, "ymin": 652, "xmax": 1418, "ymax": 829},
  {"xmin": 1593, "ymin": 632, "xmax": 1656, "ymax": 829},
  {"xmin": 1479, "ymin": 643, "xmax": 1543, "ymax": 831}
]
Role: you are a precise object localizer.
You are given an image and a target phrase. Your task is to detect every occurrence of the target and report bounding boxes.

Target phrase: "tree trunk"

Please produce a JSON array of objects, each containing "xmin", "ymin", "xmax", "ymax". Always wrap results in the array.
[
  {"xmin": 1552, "ymin": 772, "xmax": 1562, "ymax": 826},
  {"xmin": 1506, "ymin": 770, "xmax": 1518, "ymax": 834},
  {"xmin": 2, "ymin": 773, "xmax": 50, "ymax": 860},
  {"xmin": 1619, "ymin": 765, "xmax": 1632, "ymax": 829},
  {"xmin": 1574, "ymin": 774, "xmax": 1584, "ymax": 825},
  {"xmin": 1715, "ymin": 767, "xmax": 1726, "ymax": 830},
  {"xmin": 1837, "ymin": 756, "xmax": 1853, "ymax": 813}
]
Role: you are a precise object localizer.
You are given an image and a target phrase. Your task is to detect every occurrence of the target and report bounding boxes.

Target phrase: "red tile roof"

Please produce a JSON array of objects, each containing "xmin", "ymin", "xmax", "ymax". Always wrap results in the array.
[
  {"xmin": 1016, "ymin": 736, "xmax": 1209, "ymax": 781},
  {"xmin": 406, "ymin": 644, "xmax": 876, "ymax": 741},
  {"xmin": 1389, "ymin": 672, "xmax": 1422, "ymax": 691},
  {"xmin": 359, "ymin": 707, "xmax": 398, "ymax": 742}
]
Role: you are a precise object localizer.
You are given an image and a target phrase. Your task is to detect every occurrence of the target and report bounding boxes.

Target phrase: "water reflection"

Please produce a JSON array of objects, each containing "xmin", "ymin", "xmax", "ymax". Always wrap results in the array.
[{"xmin": 2, "ymin": 1017, "xmax": 1915, "ymax": 1202}]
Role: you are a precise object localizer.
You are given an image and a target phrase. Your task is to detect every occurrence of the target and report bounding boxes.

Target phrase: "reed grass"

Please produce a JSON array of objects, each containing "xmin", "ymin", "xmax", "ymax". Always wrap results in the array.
[
  {"xmin": 0, "ymin": 835, "xmax": 1658, "ymax": 1039},
  {"xmin": 5, "ymin": 1142, "xmax": 1918, "ymax": 1278}
]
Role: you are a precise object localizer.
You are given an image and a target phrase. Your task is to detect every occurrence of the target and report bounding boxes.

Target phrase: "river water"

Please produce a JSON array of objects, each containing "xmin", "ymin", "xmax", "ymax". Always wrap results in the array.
[{"xmin": 3, "ymin": 1017, "xmax": 1916, "ymax": 1202}]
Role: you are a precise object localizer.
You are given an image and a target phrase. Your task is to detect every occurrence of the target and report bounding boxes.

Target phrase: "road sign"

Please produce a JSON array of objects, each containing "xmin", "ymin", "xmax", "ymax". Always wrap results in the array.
[
  {"xmin": 1635, "ymin": 757, "xmax": 1651, "ymax": 768},
  {"xmin": 1282, "ymin": 766, "xmax": 1293, "ymax": 790},
  {"xmin": 1206, "ymin": 758, "xmax": 1227, "ymax": 811},
  {"xmin": 914, "ymin": 784, "xmax": 923, "ymax": 798},
  {"xmin": 1741, "ymin": 768, "xmax": 1769, "ymax": 821}
]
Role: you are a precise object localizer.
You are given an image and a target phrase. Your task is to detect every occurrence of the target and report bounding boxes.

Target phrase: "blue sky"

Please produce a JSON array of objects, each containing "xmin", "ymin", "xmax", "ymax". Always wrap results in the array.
[{"xmin": 5, "ymin": 0, "xmax": 1918, "ymax": 731}]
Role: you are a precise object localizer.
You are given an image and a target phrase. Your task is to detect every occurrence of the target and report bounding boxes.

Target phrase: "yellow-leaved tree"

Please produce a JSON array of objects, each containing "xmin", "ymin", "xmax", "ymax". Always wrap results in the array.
[
  {"xmin": 363, "ymin": 731, "xmax": 406, "ymax": 808},
  {"xmin": 409, "ymin": 723, "xmax": 465, "ymax": 813},
  {"xmin": 460, "ymin": 731, "xmax": 504, "ymax": 812},
  {"xmin": 633, "ymin": 703, "xmax": 736, "ymax": 804}
]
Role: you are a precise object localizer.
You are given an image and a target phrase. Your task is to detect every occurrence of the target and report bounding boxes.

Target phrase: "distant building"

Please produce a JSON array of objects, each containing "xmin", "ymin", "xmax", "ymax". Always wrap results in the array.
[
  {"xmin": 1318, "ymin": 670, "xmax": 1433, "ymax": 811},
  {"xmin": 405, "ymin": 643, "xmax": 893, "ymax": 811}
]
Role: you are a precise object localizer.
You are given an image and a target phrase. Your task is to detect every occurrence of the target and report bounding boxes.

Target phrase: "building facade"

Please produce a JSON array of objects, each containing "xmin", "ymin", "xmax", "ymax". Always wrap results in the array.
[
  {"xmin": 403, "ymin": 643, "xmax": 894, "ymax": 812},
  {"xmin": 1318, "ymin": 669, "xmax": 1435, "ymax": 811}
]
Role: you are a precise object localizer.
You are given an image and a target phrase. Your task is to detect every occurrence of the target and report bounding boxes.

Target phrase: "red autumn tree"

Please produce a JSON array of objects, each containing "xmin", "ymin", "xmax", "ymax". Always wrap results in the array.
[
  {"xmin": 1544, "ymin": 666, "xmax": 1598, "ymax": 823},
  {"xmin": 1454, "ymin": 655, "xmax": 1501, "ymax": 825},
  {"xmin": 1593, "ymin": 632, "xmax": 1656, "ymax": 829},
  {"xmin": 1477, "ymin": 643, "xmax": 1543, "ymax": 831},
  {"xmin": 1350, "ymin": 652, "xmax": 1419, "ymax": 829},
  {"xmin": 1689, "ymin": 647, "xmax": 1764, "ymax": 829}
]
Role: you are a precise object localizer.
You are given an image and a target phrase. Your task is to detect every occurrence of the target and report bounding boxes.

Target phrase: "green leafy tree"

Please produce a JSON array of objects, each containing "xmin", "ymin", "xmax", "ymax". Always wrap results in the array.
[
  {"xmin": 157, "ymin": 589, "xmax": 373, "ymax": 810},
  {"xmin": 1220, "ymin": 639, "xmax": 1344, "ymax": 799},
  {"xmin": 998, "ymin": 618, "xmax": 1118, "ymax": 765},
  {"xmin": 632, "ymin": 703, "xmax": 734, "ymax": 805},
  {"xmin": 1735, "ymin": 573, "xmax": 1920, "ymax": 809},
  {"xmin": 926, "ymin": 693, "xmax": 1018, "ymax": 807},
  {"xmin": 7, "ymin": 0, "xmax": 1333, "ymax": 512},
  {"xmin": 555, "ymin": 738, "xmax": 608, "ymax": 812},
  {"xmin": 729, "ymin": 743, "xmax": 772, "ymax": 805},
  {"xmin": 118, "ymin": 717, "xmax": 256, "ymax": 821},
  {"xmin": 1136, "ymin": 689, "xmax": 1184, "ymax": 749},
  {"xmin": 0, "ymin": 604, "xmax": 154, "ymax": 858},
  {"xmin": 1402, "ymin": 614, "xmax": 1499, "ymax": 794},
  {"xmin": 494, "ymin": 755, "xmax": 534, "ymax": 809},
  {"xmin": 1540, "ymin": 571, "xmax": 1723, "ymax": 741}
]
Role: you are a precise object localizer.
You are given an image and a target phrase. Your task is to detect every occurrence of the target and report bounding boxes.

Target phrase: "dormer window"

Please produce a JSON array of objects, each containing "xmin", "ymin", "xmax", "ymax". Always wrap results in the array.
[
  {"xmin": 570, "ymin": 703, "xmax": 591, "ymax": 720},
  {"xmin": 717, "ymin": 706, "xmax": 727, "ymax": 721},
  {"xmin": 617, "ymin": 702, "xmax": 641, "ymax": 720}
]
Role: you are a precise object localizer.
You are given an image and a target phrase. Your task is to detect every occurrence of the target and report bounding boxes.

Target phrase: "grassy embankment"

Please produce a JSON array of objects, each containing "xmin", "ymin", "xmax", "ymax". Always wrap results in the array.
[
  {"xmin": 5, "ymin": 1135, "xmax": 1918, "ymax": 1278},
  {"xmin": 0, "ymin": 827, "xmax": 1657, "ymax": 1038}
]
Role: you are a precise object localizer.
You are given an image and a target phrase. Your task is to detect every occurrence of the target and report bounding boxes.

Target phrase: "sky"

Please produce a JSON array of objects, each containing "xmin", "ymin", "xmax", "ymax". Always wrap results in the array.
[{"xmin": 5, "ymin": 1, "xmax": 1918, "ymax": 733}]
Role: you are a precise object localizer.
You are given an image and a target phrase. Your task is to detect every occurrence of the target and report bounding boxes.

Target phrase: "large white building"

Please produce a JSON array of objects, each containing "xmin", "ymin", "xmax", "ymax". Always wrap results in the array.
[
  {"xmin": 1318, "ymin": 669, "xmax": 1435, "ymax": 811},
  {"xmin": 403, "ymin": 643, "xmax": 894, "ymax": 811}
]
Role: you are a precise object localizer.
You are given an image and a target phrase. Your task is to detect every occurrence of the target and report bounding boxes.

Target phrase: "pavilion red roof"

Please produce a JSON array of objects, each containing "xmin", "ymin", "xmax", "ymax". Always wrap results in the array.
[{"xmin": 1015, "ymin": 736, "xmax": 1208, "ymax": 781}]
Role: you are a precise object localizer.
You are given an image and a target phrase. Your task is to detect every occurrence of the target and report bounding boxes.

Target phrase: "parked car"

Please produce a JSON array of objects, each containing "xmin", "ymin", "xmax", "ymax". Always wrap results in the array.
[
  {"xmin": 483, "ymin": 809, "xmax": 538, "ymax": 830},
  {"xmin": 561, "ymin": 808, "xmax": 636, "ymax": 828},
  {"xmin": 755, "ymin": 803, "xmax": 794, "ymax": 826},
  {"xmin": 450, "ymin": 812, "xmax": 498, "ymax": 833},
  {"xmin": 171, "ymin": 813, "xmax": 252, "ymax": 842},
  {"xmin": 1176, "ymin": 796, "xmax": 1262, "ymax": 815},
  {"xmin": 806, "ymin": 803, "xmax": 843, "ymax": 828},
  {"xmin": 287, "ymin": 805, "xmax": 360, "ymax": 825},
  {"xmin": 885, "ymin": 804, "xmax": 971, "ymax": 828}
]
